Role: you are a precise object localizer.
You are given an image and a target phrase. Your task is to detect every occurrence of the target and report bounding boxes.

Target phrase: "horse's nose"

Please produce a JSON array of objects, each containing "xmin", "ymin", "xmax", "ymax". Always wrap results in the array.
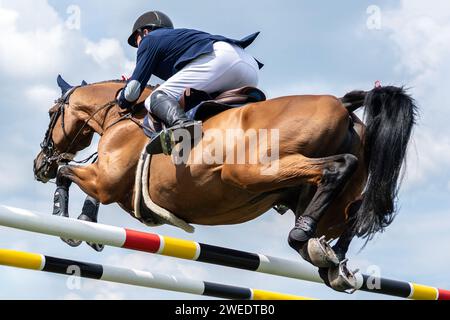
[{"xmin": 33, "ymin": 151, "xmax": 48, "ymax": 183}]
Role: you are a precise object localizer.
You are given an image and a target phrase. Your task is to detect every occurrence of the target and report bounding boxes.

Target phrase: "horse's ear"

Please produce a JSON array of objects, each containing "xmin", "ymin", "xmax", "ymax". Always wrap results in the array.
[
  {"xmin": 81, "ymin": 80, "xmax": 88, "ymax": 86},
  {"xmin": 57, "ymin": 75, "xmax": 73, "ymax": 95}
]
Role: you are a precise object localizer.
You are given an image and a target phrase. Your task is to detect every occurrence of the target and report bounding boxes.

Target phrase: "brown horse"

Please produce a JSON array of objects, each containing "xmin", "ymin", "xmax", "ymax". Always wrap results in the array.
[{"xmin": 33, "ymin": 78, "xmax": 417, "ymax": 292}]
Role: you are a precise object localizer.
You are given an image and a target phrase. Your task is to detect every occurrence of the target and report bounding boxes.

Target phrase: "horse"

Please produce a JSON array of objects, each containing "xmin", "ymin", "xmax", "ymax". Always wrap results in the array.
[{"xmin": 33, "ymin": 77, "xmax": 417, "ymax": 292}]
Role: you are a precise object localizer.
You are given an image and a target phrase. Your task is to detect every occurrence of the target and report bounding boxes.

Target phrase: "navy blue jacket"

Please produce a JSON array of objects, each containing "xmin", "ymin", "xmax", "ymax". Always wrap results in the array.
[{"xmin": 118, "ymin": 28, "xmax": 263, "ymax": 109}]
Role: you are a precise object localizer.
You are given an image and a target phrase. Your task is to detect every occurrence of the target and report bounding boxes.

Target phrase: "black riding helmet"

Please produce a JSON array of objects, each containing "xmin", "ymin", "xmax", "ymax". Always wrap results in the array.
[{"xmin": 128, "ymin": 11, "xmax": 174, "ymax": 48}]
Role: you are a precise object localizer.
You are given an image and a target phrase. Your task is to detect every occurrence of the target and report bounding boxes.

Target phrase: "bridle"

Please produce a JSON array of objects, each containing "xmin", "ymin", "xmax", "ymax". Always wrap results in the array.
[
  {"xmin": 39, "ymin": 86, "xmax": 81, "ymax": 172},
  {"xmin": 39, "ymin": 86, "xmax": 135, "ymax": 177}
]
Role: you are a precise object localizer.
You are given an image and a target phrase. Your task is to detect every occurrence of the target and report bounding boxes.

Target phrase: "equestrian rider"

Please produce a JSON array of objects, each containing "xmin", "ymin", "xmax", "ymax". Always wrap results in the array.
[{"xmin": 117, "ymin": 11, "xmax": 263, "ymax": 151}]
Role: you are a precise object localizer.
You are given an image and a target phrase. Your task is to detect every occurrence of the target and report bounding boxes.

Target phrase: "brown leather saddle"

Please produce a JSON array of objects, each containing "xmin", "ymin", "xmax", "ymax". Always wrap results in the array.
[
  {"xmin": 144, "ymin": 86, "xmax": 266, "ymax": 155},
  {"xmin": 180, "ymin": 86, "xmax": 267, "ymax": 114},
  {"xmin": 143, "ymin": 86, "xmax": 267, "ymax": 140}
]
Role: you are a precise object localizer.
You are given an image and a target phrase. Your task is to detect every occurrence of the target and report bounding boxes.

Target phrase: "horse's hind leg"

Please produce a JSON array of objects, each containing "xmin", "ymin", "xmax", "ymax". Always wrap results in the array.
[
  {"xmin": 223, "ymin": 153, "xmax": 358, "ymax": 263},
  {"xmin": 287, "ymin": 154, "xmax": 358, "ymax": 267},
  {"xmin": 223, "ymin": 152, "xmax": 359, "ymax": 291},
  {"xmin": 223, "ymin": 154, "xmax": 354, "ymax": 193},
  {"xmin": 223, "ymin": 154, "xmax": 358, "ymax": 257}
]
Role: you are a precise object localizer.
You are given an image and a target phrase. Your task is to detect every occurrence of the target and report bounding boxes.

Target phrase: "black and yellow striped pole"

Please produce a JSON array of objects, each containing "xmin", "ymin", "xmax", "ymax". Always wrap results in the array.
[{"xmin": 0, "ymin": 248, "xmax": 313, "ymax": 300}]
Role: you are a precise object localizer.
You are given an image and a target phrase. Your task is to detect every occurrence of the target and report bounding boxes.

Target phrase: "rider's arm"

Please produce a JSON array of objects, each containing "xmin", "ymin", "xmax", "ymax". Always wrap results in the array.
[{"xmin": 118, "ymin": 37, "xmax": 161, "ymax": 109}]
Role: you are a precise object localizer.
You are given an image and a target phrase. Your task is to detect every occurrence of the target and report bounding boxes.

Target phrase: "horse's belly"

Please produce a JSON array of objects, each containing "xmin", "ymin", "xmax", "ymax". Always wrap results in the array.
[
  {"xmin": 149, "ymin": 162, "xmax": 279, "ymax": 225},
  {"xmin": 179, "ymin": 191, "xmax": 280, "ymax": 226}
]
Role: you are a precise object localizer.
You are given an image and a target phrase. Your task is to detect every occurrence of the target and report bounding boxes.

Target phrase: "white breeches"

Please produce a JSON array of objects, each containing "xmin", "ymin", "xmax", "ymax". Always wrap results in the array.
[{"xmin": 145, "ymin": 41, "xmax": 260, "ymax": 111}]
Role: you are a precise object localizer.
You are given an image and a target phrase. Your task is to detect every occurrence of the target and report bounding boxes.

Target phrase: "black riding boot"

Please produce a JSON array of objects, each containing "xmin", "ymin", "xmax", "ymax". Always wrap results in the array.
[
  {"xmin": 150, "ymin": 91, "xmax": 192, "ymax": 127},
  {"xmin": 147, "ymin": 91, "xmax": 202, "ymax": 155}
]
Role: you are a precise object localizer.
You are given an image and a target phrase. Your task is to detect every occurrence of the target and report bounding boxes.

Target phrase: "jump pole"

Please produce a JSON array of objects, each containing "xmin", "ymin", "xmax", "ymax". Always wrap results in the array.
[
  {"xmin": 0, "ymin": 248, "xmax": 312, "ymax": 300},
  {"xmin": 0, "ymin": 205, "xmax": 449, "ymax": 300}
]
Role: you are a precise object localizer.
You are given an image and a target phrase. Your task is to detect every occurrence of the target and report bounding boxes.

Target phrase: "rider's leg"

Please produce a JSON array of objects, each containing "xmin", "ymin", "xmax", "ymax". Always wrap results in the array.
[
  {"xmin": 144, "ymin": 41, "xmax": 260, "ymax": 124},
  {"xmin": 148, "ymin": 91, "xmax": 194, "ymax": 128},
  {"xmin": 145, "ymin": 90, "xmax": 202, "ymax": 155},
  {"xmin": 144, "ymin": 41, "xmax": 260, "ymax": 154}
]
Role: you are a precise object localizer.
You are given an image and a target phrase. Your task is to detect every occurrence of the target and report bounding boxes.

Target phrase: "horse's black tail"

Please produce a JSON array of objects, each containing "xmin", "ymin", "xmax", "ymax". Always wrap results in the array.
[{"xmin": 342, "ymin": 87, "xmax": 418, "ymax": 240}]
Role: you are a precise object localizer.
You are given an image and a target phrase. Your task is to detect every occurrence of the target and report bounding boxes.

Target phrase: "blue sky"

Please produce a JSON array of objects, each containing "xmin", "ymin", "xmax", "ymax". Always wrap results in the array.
[{"xmin": 0, "ymin": 0, "xmax": 449, "ymax": 300}]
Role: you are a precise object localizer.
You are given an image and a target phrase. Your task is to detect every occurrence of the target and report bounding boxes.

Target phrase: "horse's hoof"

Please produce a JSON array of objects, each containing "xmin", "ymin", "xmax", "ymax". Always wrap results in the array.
[
  {"xmin": 78, "ymin": 212, "xmax": 104, "ymax": 252},
  {"xmin": 328, "ymin": 259, "xmax": 358, "ymax": 294},
  {"xmin": 306, "ymin": 236, "xmax": 340, "ymax": 268},
  {"xmin": 61, "ymin": 237, "xmax": 82, "ymax": 247},
  {"xmin": 318, "ymin": 267, "xmax": 332, "ymax": 287},
  {"xmin": 87, "ymin": 242, "xmax": 105, "ymax": 252}
]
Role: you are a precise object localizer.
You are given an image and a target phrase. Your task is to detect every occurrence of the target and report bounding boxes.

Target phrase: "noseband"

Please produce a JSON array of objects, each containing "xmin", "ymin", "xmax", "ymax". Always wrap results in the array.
[{"xmin": 40, "ymin": 86, "xmax": 81, "ymax": 170}]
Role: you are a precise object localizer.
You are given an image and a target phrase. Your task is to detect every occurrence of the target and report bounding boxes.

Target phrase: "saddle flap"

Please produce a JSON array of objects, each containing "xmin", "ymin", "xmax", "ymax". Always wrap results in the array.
[{"xmin": 180, "ymin": 86, "xmax": 266, "ymax": 112}]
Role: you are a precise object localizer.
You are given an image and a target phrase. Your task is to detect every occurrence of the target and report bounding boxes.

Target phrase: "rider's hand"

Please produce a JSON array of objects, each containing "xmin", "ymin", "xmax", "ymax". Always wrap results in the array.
[
  {"xmin": 116, "ymin": 90, "xmax": 131, "ymax": 111},
  {"xmin": 116, "ymin": 90, "xmax": 140, "ymax": 113},
  {"xmin": 116, "ymin": 89, "xmax": 123, "ymax": 101}
]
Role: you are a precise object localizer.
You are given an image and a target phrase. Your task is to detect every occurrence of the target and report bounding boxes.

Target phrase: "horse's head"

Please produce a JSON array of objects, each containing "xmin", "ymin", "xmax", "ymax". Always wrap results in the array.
[{"xmin": 33, "ymin": 76, "xmax": 94, "ymax": 183}]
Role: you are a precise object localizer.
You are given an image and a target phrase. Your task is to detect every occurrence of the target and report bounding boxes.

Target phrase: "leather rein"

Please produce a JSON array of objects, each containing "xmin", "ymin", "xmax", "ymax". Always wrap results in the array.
[{"xmin": 40, "ymin": 86, "xmax": 139, "ymax": 168}]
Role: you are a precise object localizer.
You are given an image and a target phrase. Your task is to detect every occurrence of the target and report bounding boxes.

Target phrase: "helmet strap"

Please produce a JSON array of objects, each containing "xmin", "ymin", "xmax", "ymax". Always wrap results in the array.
[
  {"xmin": 137, "ymin": 28, "xmax": 145, "ymax": 39},
  {"xmin": 136, "ymin": 27, "xmax": 153, "ymax": 46},
  {"xmin": 135, "ymin": 28, "xmax": 146, "ymax": 46}
]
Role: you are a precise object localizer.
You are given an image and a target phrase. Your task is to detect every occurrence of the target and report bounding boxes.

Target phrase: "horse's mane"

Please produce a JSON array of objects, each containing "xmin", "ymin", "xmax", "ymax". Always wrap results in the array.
[{"xmin": 88, "ymin": 79, "xmax": 156, "ymax": 90}]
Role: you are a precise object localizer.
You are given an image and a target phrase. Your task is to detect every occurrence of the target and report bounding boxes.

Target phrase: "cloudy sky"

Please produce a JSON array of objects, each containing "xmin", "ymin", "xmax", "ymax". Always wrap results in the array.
[{"xmin": 0, "ymin": 0, "xmax": 449, "ymax": 300}]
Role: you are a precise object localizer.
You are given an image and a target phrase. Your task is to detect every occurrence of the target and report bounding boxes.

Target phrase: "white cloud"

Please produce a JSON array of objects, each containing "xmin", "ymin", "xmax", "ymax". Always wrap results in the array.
[
  {"xmin": 85, "ymin": 38, "xmax": 134, "ymax": 73},
  {"xmin": 384, "ymin": 0, "xmax": 450, "ymax": 74},
  {"xmin": 0, "ymin": 0, "xmax": 133, "ymax": 81},
  {"xmin": 0, "ymin": 0, "xmax": 61, "ymax": 29},
  {"xmin": 403, "ymin": 130, "xmax": 450, "ymax": 189},
  {"xmin": 378, "ymin": 1, "xmax": 450, "ymax": 188},
  {"xmin": 383, "ymin": 1, "xmax": 450, "ymax": 101},
  {"xmin": 25, "ymin": 85, "xmax": 59, "ymax": 111}
]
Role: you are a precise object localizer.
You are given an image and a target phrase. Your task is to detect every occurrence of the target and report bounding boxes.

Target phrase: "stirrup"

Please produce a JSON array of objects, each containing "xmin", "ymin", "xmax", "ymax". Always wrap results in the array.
[{"xmin": 146, "ymin": 121, "xmax": 203, "ymax": 155}]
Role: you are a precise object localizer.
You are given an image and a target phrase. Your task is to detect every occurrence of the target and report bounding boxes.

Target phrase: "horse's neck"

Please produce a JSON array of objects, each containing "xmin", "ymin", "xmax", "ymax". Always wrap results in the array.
[
  {"xmin": 74, "ymin": 82, "xmax": 153, "ymax": 134},
  {"xmin": 73, "ymin": 83, "xmax": 124, "ymax": 134}
]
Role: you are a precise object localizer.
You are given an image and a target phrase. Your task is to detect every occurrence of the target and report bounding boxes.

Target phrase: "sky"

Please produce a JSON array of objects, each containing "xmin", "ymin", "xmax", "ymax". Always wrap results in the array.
[{"xmin": 0, "ymin": 0, "xmax": 449, "ymax": 300}]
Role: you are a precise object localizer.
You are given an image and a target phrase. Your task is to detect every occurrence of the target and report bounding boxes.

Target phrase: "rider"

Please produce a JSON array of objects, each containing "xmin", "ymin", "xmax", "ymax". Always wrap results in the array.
[{"xmin": 117, "ymin": 11, "xmax": 263, "ymax": 152}]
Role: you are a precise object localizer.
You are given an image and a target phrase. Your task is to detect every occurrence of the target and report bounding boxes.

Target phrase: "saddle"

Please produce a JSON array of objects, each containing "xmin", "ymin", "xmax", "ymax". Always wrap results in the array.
[
  {"xmin": 180, "ymin": 86, "xmax": 267, "ymax": 113},
  {"xmin": 143, "ymin": 86, "xmax": 266, "ymax": 138}
]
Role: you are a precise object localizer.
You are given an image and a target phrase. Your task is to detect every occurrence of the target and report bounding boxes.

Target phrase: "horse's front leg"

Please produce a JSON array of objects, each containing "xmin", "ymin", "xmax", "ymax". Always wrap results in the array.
[
  {"xmin": 53, "ymin": 167, "xmax": 81, "ymax": 247},
  {"xmin": 54, "ymin": 164, "xmax": 104, "ymax": 251},
  {"xmin": 53, "ymin": 169, "xmax": 72, "ymax": 218}
]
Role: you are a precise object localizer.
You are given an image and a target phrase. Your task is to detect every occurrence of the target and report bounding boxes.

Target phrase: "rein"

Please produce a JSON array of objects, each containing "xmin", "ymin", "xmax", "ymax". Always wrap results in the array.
[{"xmin": 40, "ymin": 87, "xmax": 139, "ymax": 168}]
